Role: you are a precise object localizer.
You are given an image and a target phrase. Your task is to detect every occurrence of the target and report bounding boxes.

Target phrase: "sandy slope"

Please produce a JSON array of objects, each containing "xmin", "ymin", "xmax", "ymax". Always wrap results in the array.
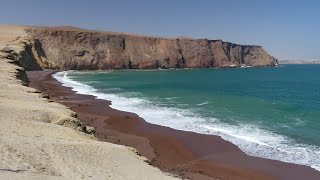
[{"xmin": 0, "ymin": 25, "xmax": 179, "ymax": 180}]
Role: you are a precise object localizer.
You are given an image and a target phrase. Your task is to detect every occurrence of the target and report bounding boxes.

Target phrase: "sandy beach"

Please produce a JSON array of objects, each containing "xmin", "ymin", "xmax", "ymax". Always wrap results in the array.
[{"xmin": 26, "ymin": 70, "xmax": 320, "ymax": 180}]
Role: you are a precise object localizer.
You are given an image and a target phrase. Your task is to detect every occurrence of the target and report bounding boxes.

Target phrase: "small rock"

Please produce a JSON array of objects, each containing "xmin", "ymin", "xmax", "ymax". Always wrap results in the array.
[
  {"xmin": 85, "ymin": 126, "xmax": 96, "ymax": 135},
  {"xmin": 41, "ymin": 94, "xmax": 50, "ymax": 99},
  {"xmin": 1, "ymin": 47, "xmax": 14, "ymax": 53}
]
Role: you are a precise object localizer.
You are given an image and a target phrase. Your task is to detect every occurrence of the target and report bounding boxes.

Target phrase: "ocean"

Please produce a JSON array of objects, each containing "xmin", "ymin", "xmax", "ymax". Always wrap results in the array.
[{"xmin": 54, "ymin": 64, "xmax": 320, "ymax": 171}]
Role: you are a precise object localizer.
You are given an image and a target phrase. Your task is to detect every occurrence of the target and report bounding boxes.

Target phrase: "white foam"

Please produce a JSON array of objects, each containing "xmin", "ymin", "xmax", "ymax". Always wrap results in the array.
[
  {"xmin": 165, "ymin": 97, "xmax": 178, "ymax": 100},
  {"xmin": 196, "ymin": 101, "xmax": 209, "ymax": 106},
  {"xmin": 53, "ymin": 71, "xmax": 320, "ymax": 171}
]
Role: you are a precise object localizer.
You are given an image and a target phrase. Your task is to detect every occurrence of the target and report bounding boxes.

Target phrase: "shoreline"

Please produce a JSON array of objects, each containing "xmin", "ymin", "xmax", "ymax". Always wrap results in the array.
[{"xmin": 27, "ymin": 70, "xmax": 320, "ymax": 180}]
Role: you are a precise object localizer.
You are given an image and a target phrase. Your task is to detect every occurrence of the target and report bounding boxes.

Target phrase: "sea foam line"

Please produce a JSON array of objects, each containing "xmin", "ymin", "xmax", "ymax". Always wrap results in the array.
[
  {"xmin": 53, "ymin": 71, "xmax": 320, "ymax": 171},
  {"xmin": 196, "ymin": 101, "xmax": 209, "ymax": 106}
]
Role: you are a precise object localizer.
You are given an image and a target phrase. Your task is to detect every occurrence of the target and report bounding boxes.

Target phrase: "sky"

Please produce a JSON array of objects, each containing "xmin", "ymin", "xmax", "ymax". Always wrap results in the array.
[{"xmin": 0, "ymin": 0, "xmax": 319, "ymax": 60}]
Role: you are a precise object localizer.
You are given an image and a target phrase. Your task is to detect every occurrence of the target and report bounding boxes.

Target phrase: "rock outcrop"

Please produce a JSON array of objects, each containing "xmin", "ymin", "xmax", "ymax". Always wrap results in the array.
[
  {"xmin": 0, "ymin": 43, "xmax": 94, "ymax": 134},
  {"xmin": 22, "ymin": 26, "xmax": 277, "ymax": 70}
]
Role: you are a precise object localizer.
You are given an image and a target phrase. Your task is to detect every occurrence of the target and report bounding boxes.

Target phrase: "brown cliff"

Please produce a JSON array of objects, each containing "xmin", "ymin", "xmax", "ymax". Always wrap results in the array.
[{"xmin": 22, "ymin": 26, "xmax": 277, "ymax": 70}]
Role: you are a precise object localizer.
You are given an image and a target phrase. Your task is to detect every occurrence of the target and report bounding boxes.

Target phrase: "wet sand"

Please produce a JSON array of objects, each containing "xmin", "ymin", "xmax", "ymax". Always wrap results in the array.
[{"xmin": 27, "ymin": 70, "xmax": 320, "ymax": 180}]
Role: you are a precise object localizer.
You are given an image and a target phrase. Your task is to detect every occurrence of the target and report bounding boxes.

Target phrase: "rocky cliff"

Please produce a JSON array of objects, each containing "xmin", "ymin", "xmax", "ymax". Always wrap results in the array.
[{"xmin": 22, "ymin": 26, "xmax": 277, "ymax": 70}]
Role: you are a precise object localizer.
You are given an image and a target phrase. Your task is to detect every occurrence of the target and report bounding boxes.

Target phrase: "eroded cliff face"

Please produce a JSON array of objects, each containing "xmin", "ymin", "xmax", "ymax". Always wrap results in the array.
[{"xmin": 24, "ymin": 27, "xmax": 277, "ymax": 70}]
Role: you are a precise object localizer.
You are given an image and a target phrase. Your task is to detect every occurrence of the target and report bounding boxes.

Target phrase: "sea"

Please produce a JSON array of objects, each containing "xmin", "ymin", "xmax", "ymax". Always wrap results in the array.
[{"xmin": 53, "ymin": 64, "xmax": 320, "ymax": 171}]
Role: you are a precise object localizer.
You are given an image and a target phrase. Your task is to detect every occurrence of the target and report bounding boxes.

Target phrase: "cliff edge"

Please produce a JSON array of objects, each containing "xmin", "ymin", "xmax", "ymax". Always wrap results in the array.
[{"xmin": 17, "ymin": 25, "xmax": 277, "ymax": 70}]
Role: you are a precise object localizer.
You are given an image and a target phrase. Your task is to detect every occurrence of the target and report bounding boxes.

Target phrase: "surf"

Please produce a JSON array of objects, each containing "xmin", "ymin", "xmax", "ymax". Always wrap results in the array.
[{"xmin": 53, "ymin": 68, "xmax": 320, "ymax": 171}]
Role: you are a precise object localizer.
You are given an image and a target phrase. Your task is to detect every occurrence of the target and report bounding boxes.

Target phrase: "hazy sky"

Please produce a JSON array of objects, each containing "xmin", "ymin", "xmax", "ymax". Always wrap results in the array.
[{"xmin": 1, "ymin": 0, "xmax": 319, "ymax": 60}]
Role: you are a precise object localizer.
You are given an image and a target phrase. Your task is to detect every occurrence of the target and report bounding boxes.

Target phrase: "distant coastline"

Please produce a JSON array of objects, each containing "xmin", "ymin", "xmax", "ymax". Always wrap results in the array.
[{"xmin": 279, "ymin": 60, "xmax": 320, "ymax": 64}]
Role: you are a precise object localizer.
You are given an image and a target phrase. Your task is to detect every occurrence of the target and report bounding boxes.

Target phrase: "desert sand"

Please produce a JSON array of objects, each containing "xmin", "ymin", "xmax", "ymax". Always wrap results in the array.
[{"xmin": 0, "ymin": 25, "xmax": 179, "ymax": 180}]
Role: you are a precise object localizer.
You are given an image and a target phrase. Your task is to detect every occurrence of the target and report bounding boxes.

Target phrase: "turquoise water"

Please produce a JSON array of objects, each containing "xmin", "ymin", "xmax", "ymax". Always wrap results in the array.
[{"xmin": 54, "ymin": 64, "xmax": 320, "ymax": 170}]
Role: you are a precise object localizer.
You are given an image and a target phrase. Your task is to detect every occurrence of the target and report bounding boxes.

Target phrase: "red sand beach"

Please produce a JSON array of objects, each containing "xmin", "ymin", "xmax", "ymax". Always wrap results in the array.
[{"xmin": 27, "ymin": 70, "xmax": 320, "ymax": 180}]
